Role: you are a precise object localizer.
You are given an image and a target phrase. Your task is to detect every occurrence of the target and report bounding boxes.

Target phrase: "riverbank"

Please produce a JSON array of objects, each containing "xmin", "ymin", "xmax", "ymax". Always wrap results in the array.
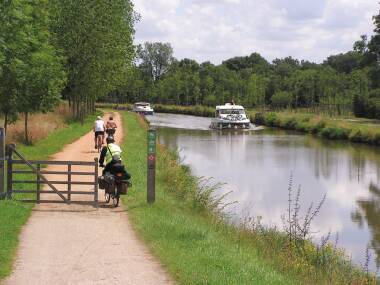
[
  {"xmin": 121, "ymin": 111, "xmax": 374, "ymax": 284},
  {"xmin": 252, "ymin": 111, "xmax": 380, "ymax": 146},
  {"xmin": 0, "ymin": 112, "xmax": 100, "ymax": 280},
  {"xmin": 99, "ymin": 103, "xmax": 380, "ymax": 146}
]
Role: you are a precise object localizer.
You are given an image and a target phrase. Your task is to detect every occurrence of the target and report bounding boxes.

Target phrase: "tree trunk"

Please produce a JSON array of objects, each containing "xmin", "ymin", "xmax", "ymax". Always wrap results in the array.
[
  {"xmin": 24, "ymin": 112, "xmax": 29, "ymax": 144},
  {"xmin": 4, "ymin": 112, "xmax": 8, "ymax": 135}
]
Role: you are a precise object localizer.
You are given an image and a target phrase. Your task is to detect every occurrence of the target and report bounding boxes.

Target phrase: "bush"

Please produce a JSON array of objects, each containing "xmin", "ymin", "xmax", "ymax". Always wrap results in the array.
[
  {"xmin": 310, "ymin": 120, "xmax": 326, "ymax": 134},
  {"xmin": 348, "ymin": 129, "xmax": 363, "ymax": 142},
  {"xmin": 253, "ymin": 112, "xmax": 265, "ymax": 125},
  {"xmin": 271, "ymin": 91, "xmax": 293, "ymax": 109},
  {"xmin": 320, "ymin": 127, "xmax": 349, "ymax": 140},
  {"xmin": 280, "ymin": 117, "xmax": 297, "ymax": 129},
  {"xmin": 264, "ymin": 113, "xmax": 280, "ymax": 126}
]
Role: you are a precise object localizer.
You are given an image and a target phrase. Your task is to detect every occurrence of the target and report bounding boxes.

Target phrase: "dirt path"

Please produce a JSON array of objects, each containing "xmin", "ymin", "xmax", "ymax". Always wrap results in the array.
[{"xmin": 3, "ymin": 112, "xmax": 175, "ymax": 285}]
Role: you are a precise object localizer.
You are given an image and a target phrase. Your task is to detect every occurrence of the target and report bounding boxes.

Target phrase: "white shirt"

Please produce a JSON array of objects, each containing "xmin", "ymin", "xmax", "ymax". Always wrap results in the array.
[{"xmin": 94, "ymin": 120, "xmax": 105, "ymax": 132}]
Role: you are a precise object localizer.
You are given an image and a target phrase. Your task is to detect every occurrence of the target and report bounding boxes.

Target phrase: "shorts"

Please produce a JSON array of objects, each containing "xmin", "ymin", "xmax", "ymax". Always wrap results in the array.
[{"xmin": 95, "ymin": 131, "xmax": 104, "ymax": 138}]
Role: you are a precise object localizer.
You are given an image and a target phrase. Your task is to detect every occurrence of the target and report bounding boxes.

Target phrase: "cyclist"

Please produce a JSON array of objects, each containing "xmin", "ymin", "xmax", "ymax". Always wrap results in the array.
[
  {"xmin": 105, "ymin": 116, "xmax": 117, "ymax": 137},
  {"xmin": 94, "ymin": 116, "xmax": 105, "ymax": 149},
  {"xmin": 99, "ymin": 136, "xmax": 126, "ymax": 176}
]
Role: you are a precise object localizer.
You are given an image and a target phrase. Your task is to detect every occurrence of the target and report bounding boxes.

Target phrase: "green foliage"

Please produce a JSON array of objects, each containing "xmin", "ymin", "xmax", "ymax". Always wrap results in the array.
[
  {"xmin": 324, "ymin": 51, "xmax": 362, "ymax": 74},
  {"xmin": 153, "ymin": 104, "xmax": 214, "ymax": 117},
  {"xmin": 271, "ymin": 91, "xmax": 293, "ymax": 109},
  {"xmin": 251, "ymin": 111, "xmax": 380, "ymax": 146},
  {"xmin": 0, "ymin": 0, "xmax": 66, "ymax": 138},
  {"xmin": 49, "ymin": 0, "xmax": 136, "ymax": 119},
  {"xmin": 138, "ymin": 42, "xmax": 174, "ymax": 81}
]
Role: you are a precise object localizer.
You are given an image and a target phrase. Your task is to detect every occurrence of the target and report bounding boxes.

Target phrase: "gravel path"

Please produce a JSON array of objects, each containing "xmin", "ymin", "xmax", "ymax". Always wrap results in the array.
[{"xmin": 3, "ymin": 112, "xmax": 175, "ymax": 285}]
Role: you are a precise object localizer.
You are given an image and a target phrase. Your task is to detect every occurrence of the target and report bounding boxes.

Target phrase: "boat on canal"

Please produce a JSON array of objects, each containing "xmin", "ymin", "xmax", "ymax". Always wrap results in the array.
[
  {"xmin": 209, "ymin": 103, "xmax": 251, "ymax": 129},
  {"xmin": 132, "ymin": 102, "xmax": 154, "ymax": 115}
]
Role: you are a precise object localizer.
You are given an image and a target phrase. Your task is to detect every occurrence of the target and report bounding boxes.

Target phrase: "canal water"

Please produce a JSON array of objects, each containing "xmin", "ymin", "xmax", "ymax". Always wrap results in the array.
[{"xmin": 147, "ymin": 113, "xmax": 380, "ymax": 270}]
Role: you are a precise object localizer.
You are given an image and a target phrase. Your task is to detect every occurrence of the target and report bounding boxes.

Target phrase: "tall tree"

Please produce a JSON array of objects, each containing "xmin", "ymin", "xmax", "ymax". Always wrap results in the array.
[
  {"xmin": 138, "ymin": 42, "xmax": 174, "ymax": 82},
  {"xmin": 0, "ymin": 0, "xmax": 66, "ymax": 140},
  {"xmin": 50, "ymin": 0, "xmax": 136, "ymax": 119},
  {"xmin": 368, "ymin": 6, "xmax": 380, "ymax": 64}
]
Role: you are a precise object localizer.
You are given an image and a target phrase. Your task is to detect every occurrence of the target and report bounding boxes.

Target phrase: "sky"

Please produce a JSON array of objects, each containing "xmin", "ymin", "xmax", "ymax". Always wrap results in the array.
[{"xmin": 133, "ymin": 0, "xmax": 379, "ymax": 64}]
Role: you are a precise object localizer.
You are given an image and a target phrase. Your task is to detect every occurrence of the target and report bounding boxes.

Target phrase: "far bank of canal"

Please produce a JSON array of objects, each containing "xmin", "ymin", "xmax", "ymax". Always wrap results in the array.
[{"xmin": 147, "ymin": 112, "xmax": 380, "ymax": 272}]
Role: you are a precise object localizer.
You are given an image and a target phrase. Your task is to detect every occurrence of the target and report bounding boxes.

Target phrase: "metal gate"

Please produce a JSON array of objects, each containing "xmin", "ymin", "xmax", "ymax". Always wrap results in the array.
[{"xmin": 5, "ymin": 144, "xmax": 99, "ymax": 208}]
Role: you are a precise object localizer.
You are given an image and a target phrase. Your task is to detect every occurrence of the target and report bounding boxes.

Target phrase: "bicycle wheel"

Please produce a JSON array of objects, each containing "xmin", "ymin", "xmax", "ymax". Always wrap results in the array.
[
  {"xmin": 105, "ymin": 191, "xmax": 110, "ymax": 203},
  {"xmin": 113, "ymin": 185, "xmax": 121, "ymax": 207},
  {"xmin": 97, "ymin": 137, "xmax": 102, "ymax": 153},
  {"xmin": 112, "ymin": 194, "xmax": 119, "ymax": 207}
]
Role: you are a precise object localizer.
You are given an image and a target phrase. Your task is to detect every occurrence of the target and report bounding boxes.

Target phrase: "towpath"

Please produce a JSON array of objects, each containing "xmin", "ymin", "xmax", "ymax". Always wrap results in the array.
[{"xmin": 3, "ymin": 112, "xmax": 174, "ymax": 285}]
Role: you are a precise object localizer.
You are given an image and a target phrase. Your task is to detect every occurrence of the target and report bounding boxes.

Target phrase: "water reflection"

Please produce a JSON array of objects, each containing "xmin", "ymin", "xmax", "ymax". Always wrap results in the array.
[
  {"xmin": 352, "ymin": 183, "xmax": 380, "ymax": 266},
  {"xmin": 148, "ymin": 113, "xmax": 380, "ymax": 271}
]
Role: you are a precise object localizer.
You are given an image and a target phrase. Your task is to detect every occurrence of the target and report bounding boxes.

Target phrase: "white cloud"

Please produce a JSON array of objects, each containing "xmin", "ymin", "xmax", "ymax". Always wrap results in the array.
[{"xmin": 134, "ymin": 0, "xmax": 379, "ymax": 63}]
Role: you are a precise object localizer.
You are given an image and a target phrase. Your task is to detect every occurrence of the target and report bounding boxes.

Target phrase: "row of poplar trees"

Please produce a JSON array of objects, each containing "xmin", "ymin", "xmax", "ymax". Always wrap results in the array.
[{"xmin": 0, "ymin": 0, "xmax": 136, "ymax": 143}]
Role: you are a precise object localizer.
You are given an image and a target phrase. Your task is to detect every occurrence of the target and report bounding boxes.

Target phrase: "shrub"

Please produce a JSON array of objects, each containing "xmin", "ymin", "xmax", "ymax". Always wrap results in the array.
[
  {"xmin": 348, "ymin": 129, "xmax": 363, "ymax": 142},
  {"xmin": 271, "ymin": 91, "xmax": 293, "ymax": 109},
  {"xmin": 265, "ymin": 113, "xmax": 280, "ymax": 126},
  {"xmin": 253, "ymin": 112, "xmax": 265, "ymax": 125},
  {"xmin": 310, "ymin": 120, "xmax": 326, "ymax": 134},
  {"xmin": 281, "ymin": 117, "xmax": 297, "ymax": 129},
  {"xmin": 320, "ymin": 127, "xmax": 349, "ymax": 140},
  {"xmin": 295, "ymin": 121, "xmax": 310, "ymax": 132}
]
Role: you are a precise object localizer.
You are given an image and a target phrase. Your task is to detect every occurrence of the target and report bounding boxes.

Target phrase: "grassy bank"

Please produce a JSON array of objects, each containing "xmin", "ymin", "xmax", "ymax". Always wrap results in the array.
[
  {"xmin": 251, "ymin": 111, "xmax": 380, "ymax": 146},
  {"xmin": 121, "ymin": 111, "xmax": 373, "ymax": 284},
  {"xmin": 0, "ymin": 112, "xmax": 100, "ymax": 280},
  {"xmin": 153, "ymin": 104, "xmax": 215, "ymax": 117}
]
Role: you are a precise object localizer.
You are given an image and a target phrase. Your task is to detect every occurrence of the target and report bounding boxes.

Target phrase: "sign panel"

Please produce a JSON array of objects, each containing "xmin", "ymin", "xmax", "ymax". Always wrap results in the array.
[{"xmin": 147, "ymin": 129, "xmax": 156, "ymax": 203}]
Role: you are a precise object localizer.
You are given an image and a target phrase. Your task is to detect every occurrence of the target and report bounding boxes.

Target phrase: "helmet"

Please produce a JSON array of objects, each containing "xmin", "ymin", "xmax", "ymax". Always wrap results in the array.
[{"xmin": 106, "ymin": 136, "xmax": 115, "ymax": 144}]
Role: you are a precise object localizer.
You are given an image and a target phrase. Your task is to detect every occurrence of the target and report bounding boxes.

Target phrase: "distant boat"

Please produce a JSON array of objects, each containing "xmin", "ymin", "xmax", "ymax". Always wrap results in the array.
[
  {"xmin": 132, "ymin": 102, "xmax": 154, "ymax": 115},
  {"xmin": 209, "ymin": 103, "xmax": 251, "ymax": 129}
]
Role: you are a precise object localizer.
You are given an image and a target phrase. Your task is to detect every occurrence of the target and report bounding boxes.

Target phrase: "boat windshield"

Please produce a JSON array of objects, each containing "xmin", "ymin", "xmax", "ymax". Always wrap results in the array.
[
  {"xmin": 219, "ymin": 109, "xmax": 245, "ymax": 115},
  {"xmin": 135, "ymin": 103, "xmax": 150, "ymax": 107}
]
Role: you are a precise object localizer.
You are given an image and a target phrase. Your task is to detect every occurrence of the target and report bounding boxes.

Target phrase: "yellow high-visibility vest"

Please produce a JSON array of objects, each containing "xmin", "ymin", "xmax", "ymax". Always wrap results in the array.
[{"xmin": 105, "ymin": 143, "xmax": 122, "ymax": 164}]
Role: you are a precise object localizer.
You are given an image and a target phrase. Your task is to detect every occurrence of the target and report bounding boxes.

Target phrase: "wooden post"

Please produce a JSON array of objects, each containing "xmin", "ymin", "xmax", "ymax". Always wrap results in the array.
[
  {"xmin": 94, "ymin": 158, "xmax": 98, "ymax": 208},
  {"xmin": 68, "ymin": 164, "xmax": 71, "ymax": 204},
  {"xmin": 36, "ymin": 164, "xmax": 41, "ymax": 204},
  {"xmin": 147, "ymin": 129, "xmax": 156, "ymax": 204},
  {"xmin": 0, "ymin": 128, "xmax": 4, "ymax": 199},
  {"xmin": 6, "ymin": 144, "xmax": 13, "ymax": 199}
]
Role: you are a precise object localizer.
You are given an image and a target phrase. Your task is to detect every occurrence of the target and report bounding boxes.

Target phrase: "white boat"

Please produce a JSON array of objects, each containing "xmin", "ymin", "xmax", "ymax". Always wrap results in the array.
[
  {"xmin": 132, "ymin": 102, "xmax": 154, "ymax": 115},
  {"xmin": 210, "ymin": 103, "xmax": 251, "ymax": 129}
]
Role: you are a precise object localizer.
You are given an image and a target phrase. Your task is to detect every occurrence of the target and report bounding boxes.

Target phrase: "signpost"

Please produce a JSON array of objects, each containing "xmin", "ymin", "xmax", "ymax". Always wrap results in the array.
[
  {"xmin": 0, "ymin": 128, "xmax": 4, "ymax": 199},
  {"xmin": 147, "ymin": 129, "xmax": 156, "ymax": 203}
]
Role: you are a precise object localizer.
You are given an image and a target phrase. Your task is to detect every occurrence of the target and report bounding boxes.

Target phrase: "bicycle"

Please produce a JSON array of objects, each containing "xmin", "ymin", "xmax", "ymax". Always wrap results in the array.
[
  {"xmin": 105, "ymin": 128, "xmax": 116, "ymax": 139},
  {"xmin": 96, "ymin": 133, "xmax": 103, "ymax": 153},
  {"xmin": 100, "ymin": 171, "xmax": 131, "ymax": 207}
]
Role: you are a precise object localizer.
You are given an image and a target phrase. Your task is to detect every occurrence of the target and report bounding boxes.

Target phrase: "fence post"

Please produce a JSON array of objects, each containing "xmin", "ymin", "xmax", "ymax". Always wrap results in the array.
[
  {"xmin": 94, "ymin": 158, "xmax": 98, "ymax": 208},
  {"xmin": 0, "ymin": 128, "xmax": 4, "ymax": 199},
  {"xmin": 68, "ymin": 164, "xmax": 71, "ymax": 204},
  {"xmin": 36, "ymin": 164, "xmax": 41, "ymax": 203},
  {"xmin": 6, "ymin": 144, "xmax": 14, "ymax": 199},
  {"xmin": 147, "ymin": 129, "xmax": 156, "ymax": 204}
]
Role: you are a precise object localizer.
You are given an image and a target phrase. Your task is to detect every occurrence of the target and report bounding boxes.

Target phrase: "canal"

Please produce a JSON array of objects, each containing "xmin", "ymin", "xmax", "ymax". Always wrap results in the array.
[{"xmin": 147, "ymin": 113, "xmax": 380, "ymax": 270}]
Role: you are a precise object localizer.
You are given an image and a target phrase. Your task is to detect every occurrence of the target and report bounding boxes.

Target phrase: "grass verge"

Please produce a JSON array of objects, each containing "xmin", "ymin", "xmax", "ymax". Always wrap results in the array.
[
  {"xmin": 251, "ymin": 111, "xmax": 380, "ymax": 146},
  {"xmin": 121, "ymin": 111, "xmax": 373, "ymax": 284},
  {"xmin": 0, "ymin": 112, "xmax": 101, "ymax": 280}
]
